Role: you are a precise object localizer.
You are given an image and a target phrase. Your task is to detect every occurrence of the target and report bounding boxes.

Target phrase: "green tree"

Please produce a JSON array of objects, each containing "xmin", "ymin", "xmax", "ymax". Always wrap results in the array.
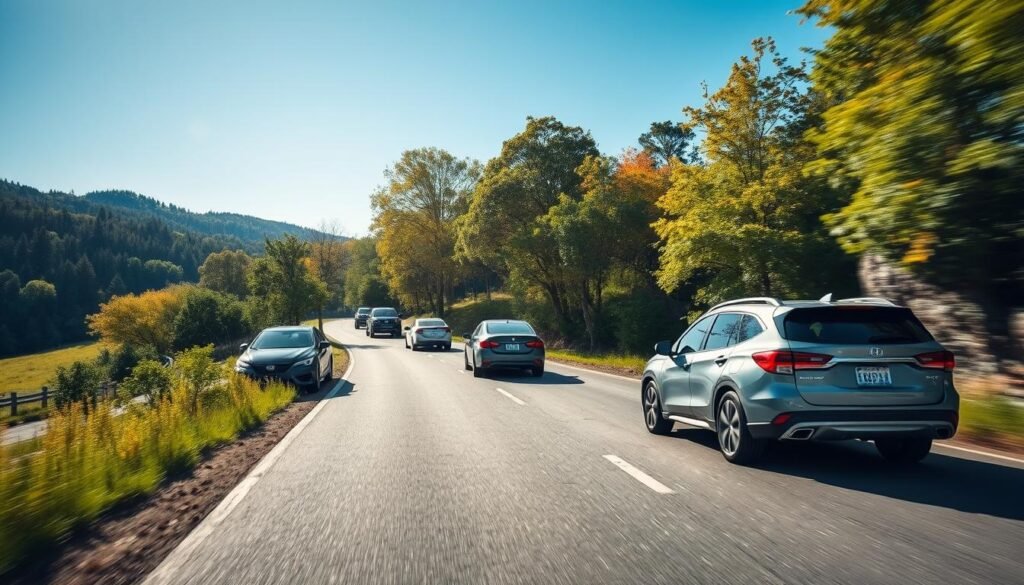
[
  {"xmin": 198, "ymin": 249, "xmax": 252, "ymax": 298},
  {"xmin": 638, "ymin": 120, "xmax": 695, "ymax": 166},
  {"xmin": 309, "ymin": 221, "xmax": 347, "ymax": 329},
  {"xmin": 799, "ymin": 0, "xmax": 1023, "ymax": 321},
  {"xmin": 458, "ymin": 116, "xmax": 599, "ymax": 332},
  {"xmin": 52, "ymin": 360, "xmax": 102, "ymax": 408},
  {"xmin": 373, "ymin": 148, "xmax": 481, "ymax": 316},
  {"xmin": 654, "ymin": 38, "xmax": 854, "ymax": 307},
  {"xmin": 341, "ymin": 237, "xmax": 393, "ymax": 308},
  {"xmin": 172, "ymin": 287, "xmax": 247, "ymax": 350},
  {"xmin": 248, "ymin": 235, "xmax": 327, "ymax": 325},
  {"xmin": 119, "ymin": 359, "xmax": 172, "ymax": 403}
]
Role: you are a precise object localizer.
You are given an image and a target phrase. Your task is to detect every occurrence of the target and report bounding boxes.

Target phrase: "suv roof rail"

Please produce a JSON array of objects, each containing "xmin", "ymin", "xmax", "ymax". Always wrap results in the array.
[
  {"xmin": 834, "ymin": 296, "xmax": 898, "ymax": 306},
  {"xmin": 709, "ymin": 297, "xmax": 782, "ymax": 311}
]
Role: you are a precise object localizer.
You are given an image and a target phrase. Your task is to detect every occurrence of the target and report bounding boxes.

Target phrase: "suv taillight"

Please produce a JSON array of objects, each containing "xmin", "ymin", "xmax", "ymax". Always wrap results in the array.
[
  {"xmin": 915, "ymin": 350, "xmax": 955, "ymax": 371},
  {"xmin": 478, "ymin": 340, "xmax": 499, "ymax": 349},
  {"xmin": 752, "ymin": 350, "xmax": 833, "ymax": 374}
]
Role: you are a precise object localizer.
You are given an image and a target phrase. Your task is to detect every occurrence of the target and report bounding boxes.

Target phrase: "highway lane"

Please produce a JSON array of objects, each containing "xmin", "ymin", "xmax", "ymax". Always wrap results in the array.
[{"xmin": 148, "ymin": 318, "xmax": 1024, "ymax": 585}]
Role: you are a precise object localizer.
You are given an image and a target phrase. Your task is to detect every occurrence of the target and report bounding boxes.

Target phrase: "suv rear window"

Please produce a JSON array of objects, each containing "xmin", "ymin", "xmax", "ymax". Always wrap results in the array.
[
  {"xmin": 783, "ymin": 307, "xmax": 932, "ymax": 345},
  {"xmin": 371, "ymin": 308, "xmax": 398, "ymax": 317}
]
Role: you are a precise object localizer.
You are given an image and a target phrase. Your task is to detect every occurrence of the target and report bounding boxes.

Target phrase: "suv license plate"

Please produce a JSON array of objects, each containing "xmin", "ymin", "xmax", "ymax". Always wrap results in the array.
[
  {"xmin": 505, "ymin": 343, "xmax": 521, "ymax": 352},
  {"xmin": 856, "ymin": 366, "xmax": 892, "ymax": 386}
]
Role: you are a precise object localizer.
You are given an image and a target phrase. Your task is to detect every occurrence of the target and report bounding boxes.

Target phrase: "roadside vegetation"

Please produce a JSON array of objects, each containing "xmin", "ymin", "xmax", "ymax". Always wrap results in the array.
[{"xmin": 0, "ymin": 345, "xmax": 294, "ymax": 575}]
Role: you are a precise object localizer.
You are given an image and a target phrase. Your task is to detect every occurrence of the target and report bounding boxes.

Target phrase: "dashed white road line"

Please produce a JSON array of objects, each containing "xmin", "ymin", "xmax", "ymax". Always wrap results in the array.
[
  {"xmin": 456, "ymin": 369, "xmax": 464, "ymax": 374},
  {"xmin": 603, "ymin": 454, "xmax": 674, "ymax": 494},
  {"xmin": 495, "ymin": 387, "xmax": 526, "ymax": 406}
]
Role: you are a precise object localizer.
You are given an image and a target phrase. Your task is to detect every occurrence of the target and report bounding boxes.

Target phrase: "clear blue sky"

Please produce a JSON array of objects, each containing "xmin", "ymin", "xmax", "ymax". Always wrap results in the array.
[{"xmin": 0, "ymin": 0, "xmax": 829, "ymax": 234}]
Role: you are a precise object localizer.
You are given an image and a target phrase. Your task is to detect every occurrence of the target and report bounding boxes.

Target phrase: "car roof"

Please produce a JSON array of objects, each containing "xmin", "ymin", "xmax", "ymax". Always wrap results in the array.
[
  {"xmin": 481, "ymin": 319, "xmax": 530, "ymax": 324},
  {"xmin": 707, "ymin": 296, "xmax": 904, "ymax": 314}
]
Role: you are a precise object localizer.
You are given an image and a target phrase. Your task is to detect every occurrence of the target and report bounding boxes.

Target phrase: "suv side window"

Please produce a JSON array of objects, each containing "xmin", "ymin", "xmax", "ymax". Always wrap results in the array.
[
  {"xmin": 704, "ymin": 313, "xmax": 743, "ymax": 351},
  {"xmin": 734, "ymin": 315, "xmax": 765, "ymax": 344},
  {"xmin": 675, "ymin": 315, "xmax": 714, "ymax": 354}
]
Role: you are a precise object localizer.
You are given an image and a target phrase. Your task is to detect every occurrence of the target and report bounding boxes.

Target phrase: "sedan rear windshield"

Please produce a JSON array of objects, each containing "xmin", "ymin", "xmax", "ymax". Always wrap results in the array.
[
  {"xmin": 371, "ymin": 308, "xmax": 398, "ymax": 317},
  {"xmin": 783, "ymin": 307, "xmax": 932, "ymax": 345},
  {"xmin": 252, "ymin": 330, "xmax": 314, "ymax": 349},
  {"xmin": 418, "ymin": 319, "xmax": 446, "ymax": 327},
  {"xmin": 486, "ymin": 322, "xmax": 534, "ymax": 335}
]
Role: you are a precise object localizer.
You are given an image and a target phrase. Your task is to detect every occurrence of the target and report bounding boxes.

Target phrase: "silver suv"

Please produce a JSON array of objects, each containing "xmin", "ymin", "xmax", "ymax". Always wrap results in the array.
[{"xmin": 641, "ymin": 296, "xmax": 959, "ymax": 465}]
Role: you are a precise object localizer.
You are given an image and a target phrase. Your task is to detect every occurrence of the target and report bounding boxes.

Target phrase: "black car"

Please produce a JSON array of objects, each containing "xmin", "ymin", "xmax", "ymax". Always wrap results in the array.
[
  {"xmin": 354, "ymin": 306, "xmax": 371, "ymax": 329},
  {"xmin": 366, "ymin": 307, "xmax": 402, "ymax": 338},
  {"xmin": 235, "ymin": 326, "xmax": 333, "ymax": 393}
]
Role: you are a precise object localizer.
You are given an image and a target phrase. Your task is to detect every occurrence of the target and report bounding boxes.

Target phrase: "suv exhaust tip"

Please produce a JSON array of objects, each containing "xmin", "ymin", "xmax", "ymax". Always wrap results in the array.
[{"xmin": 788, "ymin": 428, "xmax": 815, "ymax": 440}]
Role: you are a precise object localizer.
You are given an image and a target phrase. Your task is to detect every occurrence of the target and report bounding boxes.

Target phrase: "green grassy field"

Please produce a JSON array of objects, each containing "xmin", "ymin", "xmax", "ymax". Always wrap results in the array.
[{"xmin": 0, "ymin": 342, "xmax": 103, "ymax": 395}]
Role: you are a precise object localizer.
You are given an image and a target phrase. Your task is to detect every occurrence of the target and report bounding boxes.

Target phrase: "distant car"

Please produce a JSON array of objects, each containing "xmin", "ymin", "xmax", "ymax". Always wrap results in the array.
[
  {"xmin": 641, "ymin": 296, "xmax": 959, "ymax": 465},
  {"xmin": 366, "ymin": 307, "xmax": 402, "ymax": 338},
  {"xmin": 463, "ymin": 319, "xmax": 545, "ymax": 378},
  {"xmin": 404, "ymin": 318, "xmax": 452, "ymax": 351},
  {"xmin": 354, "ymin": 307, "xmax": 371, "ymax": 329},
  {"xmin": 235, "ymin": 326, "xmax": 333, "ymax": 393}
]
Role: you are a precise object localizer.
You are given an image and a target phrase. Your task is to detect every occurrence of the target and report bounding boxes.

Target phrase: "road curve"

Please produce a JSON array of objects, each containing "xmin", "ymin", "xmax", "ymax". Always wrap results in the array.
[{"xmin": 148, "ymin": 318, "xmax": 1024, "ymax": 585}]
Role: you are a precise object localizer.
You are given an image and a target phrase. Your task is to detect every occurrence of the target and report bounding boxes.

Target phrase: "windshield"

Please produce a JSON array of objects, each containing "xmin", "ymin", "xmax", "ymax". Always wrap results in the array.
[
  {"xmin": 251, "ymin": 330, "xmax": 314, "ymax": 349},
  {"xmin": 783, "ymin": 307, "xmax": 932, "ymax": 345},
  {"xmin": 485, "ymin": 322, "xmax": 534, "ymax": 335},
  {"xmin": 372, "ymin": 308, "xmax": 398, "ymax": 317}
]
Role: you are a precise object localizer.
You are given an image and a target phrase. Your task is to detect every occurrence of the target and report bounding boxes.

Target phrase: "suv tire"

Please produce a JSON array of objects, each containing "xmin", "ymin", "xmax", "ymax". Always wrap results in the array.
[
  {"xmin": 875, "ymin": 437, "xmax": 932, "ymax": 464},
  {"xmin": 642, "ymin": 381, "xmax": 673, "ymax": 435},
  {"xmin": 716, "ymin": 391, "xmax": 764, "ymax": 464}
]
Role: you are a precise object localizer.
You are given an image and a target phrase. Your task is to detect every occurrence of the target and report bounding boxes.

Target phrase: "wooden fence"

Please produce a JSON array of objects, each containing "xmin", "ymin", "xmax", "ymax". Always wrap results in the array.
[{"xmin": 0, "ymin": 388, "xmax": 49, "ymax": 416}]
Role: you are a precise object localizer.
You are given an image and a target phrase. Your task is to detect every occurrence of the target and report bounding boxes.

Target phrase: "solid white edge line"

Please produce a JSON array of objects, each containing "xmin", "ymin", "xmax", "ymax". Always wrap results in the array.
[
  {"xmin": 934, "ymin": 442, "xmax": 1024, "ymax": 465},
  {"xmin": 603, "ymin": 454, "xmax": 674, "ymax": 494},
  {"xmin": 142, "ymin": 338, "xmax": 355, "ymax": 585},
  {"xmin": 495, "ymin": 387, "xmax": 526, "ymax": 406}
]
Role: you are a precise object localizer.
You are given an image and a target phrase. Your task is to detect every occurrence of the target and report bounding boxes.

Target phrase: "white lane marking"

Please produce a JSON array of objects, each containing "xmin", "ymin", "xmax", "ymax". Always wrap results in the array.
[
  {"xmin": 935, "ymin": 442, "xmax": 1024, "ymax": 465},
  {"xmin": 495, "ymin": 387, "xmax": 526, "ymax": 406},
  {"xmin": 143, "ymin": 340, "xmax": 356, "ymax": 585},
  {"xmin": 603, "ymin": 454, "xmax": 674, "ymax": 494},
  {"xmin": 457, "ymin": 369, "xmax": 464, "ymax": 374}
]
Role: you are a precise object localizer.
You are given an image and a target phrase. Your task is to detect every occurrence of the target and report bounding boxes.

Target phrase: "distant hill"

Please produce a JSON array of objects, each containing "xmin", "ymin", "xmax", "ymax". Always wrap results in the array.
[{"xmin": 83, "ymin": 190, "xmax": 324, "ymax": 246}]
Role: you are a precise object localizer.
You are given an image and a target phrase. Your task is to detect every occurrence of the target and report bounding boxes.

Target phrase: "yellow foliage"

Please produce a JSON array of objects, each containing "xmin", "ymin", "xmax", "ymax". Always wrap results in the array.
[{"xmin": 86, "ymin": 285, "xmax": 189, "ymax": 352}]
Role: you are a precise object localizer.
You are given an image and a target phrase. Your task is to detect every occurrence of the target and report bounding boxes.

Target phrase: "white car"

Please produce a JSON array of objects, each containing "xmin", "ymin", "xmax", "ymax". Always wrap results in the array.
[{"xmin": 404, "ymin": 318, "xmax": 452, "ymax": 351}]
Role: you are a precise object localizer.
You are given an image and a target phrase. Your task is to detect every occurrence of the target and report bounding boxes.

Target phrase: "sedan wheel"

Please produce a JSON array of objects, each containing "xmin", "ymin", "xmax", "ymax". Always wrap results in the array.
[{"xmin": 642, "ymin": 381, "xmax": 672, "ymax": 435}]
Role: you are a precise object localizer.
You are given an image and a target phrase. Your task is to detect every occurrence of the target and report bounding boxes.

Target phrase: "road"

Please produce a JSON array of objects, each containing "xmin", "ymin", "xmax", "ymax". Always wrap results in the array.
[{"xmin": 146, "ymin": 318, "xmax": 1024, "ymax": 585}]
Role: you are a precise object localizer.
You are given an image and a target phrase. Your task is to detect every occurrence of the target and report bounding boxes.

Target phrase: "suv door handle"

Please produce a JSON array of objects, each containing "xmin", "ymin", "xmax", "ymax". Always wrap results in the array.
[{"xmin": 714, "ymin": 355, "xmax": 727, "ymax": 366}]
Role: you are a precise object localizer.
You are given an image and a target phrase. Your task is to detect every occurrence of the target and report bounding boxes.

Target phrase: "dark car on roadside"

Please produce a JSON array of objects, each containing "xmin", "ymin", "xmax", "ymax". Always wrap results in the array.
[
  {"xmin": 354, "ymin": 307, "xmax": 371, "ymax": 329},
  {"xmin": 235, "ymin": 326, "xmax": 333, "ymax": 393},
  {"xmin": 367, "ymin": 307, "xmax": 402, "ymax": 338}
]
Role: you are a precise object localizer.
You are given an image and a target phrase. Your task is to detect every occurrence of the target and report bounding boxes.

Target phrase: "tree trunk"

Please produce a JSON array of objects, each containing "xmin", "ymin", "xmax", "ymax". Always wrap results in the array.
[{"xmin": 580, "ymin": 280, "xmax": 597, "ymax": 351}]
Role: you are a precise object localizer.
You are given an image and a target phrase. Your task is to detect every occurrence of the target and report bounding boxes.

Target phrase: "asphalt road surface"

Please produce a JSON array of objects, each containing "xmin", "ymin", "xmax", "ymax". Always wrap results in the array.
[{"xmin": 146, "ymin": 318, "xmax": 1024, "ymax": 585}]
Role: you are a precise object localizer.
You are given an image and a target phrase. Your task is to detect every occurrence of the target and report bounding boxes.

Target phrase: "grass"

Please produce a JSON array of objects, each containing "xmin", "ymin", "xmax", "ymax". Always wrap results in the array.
[
  {"xmin": 0, "ymin": 342, "xmax": 103, "ymax": 394},
  {"xmin": 544, "ymin": 349, "xmax": 647, "ymax": 375},
  {"xmin": 959, "ymin": 396, "xmax": 1024, "ymax": 450},
  {"xmin": 0, "ymin": 366, "xmax": 295, "ymax": 574}
]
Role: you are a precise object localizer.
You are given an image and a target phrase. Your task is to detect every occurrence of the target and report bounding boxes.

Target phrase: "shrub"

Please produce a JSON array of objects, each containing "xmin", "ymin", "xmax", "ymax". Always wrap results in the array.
[
  {"xmin": 171, "ymin": 345, "xmax": 220, "ymax": 414},
  {"xmin": 172, "ymin": 288, "xmax": 248, "ymax": 351},
  {"xmin": 119, "ymin": 359, "xmax": 172, "ymax": 403},
  {"xmin": 51, "ymin": 360, "xmax": 102, "ymax": 408},
  {"xmin": 106, "ymin": 343, "xmax": 159, "ymax": 382}
]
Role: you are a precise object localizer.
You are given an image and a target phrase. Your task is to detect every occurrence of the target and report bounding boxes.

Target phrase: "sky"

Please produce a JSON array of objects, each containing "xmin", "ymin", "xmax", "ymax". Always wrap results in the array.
[{"xmin": 0, "ymin": 0, "xmax": 830, "ymax": 235}]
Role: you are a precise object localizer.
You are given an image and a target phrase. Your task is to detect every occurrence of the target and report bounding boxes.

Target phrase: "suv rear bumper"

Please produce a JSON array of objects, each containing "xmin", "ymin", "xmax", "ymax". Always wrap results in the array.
[{"xmin": 748, "ymin": 409, "xmax": 958, "ymax": 441}]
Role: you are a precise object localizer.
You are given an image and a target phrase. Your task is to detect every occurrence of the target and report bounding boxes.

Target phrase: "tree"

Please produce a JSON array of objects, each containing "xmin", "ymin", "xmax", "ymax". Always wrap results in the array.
[
  {"xmin": 86, "ymin": 286, "xmax": 187, "ymax": 353},
  {"xmin": 172, "ymin": 287, "xmax": 247, "ymax": 350},
  {"xmin": 653, "ymin": 38, "xmax": 854, "ymax": 307},
  {"xmin": 308, "ymin": 220, "xmax": 347, "ymax": 329},
  {"xmin": 638, "ymin": 121, "xmax": 695, "ymax": 166},
  {"xmin": 52, "ymin": 360, "xmax": 102, "ymax": 408},
  {"xmin": 198, "ymin": 249, "xmax": 252, "ymax": 298},
  {"xmin": 458, "ymin": 116, "xmax": 599, "ymax": 332},
  {"xmin": 341, "ymin": 237, "xmax": 393, "ymax": 308},
  {"xmin": 372, "ymin": 148, "xmax": 480, "ymax": 316},
  {"xmin": 799, "ymin": 0, "xmax": 1023, "ymax": 327},
  {"xmin": 248, "ymin": 235, "xmax": 327, "ymax": 325}
]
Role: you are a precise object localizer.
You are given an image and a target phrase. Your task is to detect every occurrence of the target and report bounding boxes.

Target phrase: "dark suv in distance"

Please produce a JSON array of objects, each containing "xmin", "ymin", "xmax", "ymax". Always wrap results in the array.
[
  {"xmin": 235, "ymin": 326, "xmax": 333, "ymax": 393},
  {"xmin": 354, "ymin": 307, "xmax": 371, "ymax": 329},
  {"xmin": 366, "ymin": 307, "xmax": 402, "ymax": 338},
  {"xmin": 641, "ymin": 296, "xmax": 959, "ymax": 465}
]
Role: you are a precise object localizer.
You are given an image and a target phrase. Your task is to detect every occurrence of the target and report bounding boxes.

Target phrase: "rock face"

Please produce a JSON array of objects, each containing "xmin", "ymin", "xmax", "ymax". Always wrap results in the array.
[{"xmin": 858, "ymin": 254, "xmax": 1000, "ymax": 377}]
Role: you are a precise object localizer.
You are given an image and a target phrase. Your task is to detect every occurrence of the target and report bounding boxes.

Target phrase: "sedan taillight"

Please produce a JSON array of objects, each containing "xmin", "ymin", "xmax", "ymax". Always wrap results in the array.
[
  {"xmin": 915, "ymin": 350, "xmax": 955, "ymax": 371},
  {"xmin": 752, "ymin": 350, "xmax": 832, "ymax": 374},
  {"xmin": 478, "ymin": 340, "xmax": 500, "ymax": 349},
  {"xmin": 526, "ymin": 339, "xmax": 544, "ymax": 349}
]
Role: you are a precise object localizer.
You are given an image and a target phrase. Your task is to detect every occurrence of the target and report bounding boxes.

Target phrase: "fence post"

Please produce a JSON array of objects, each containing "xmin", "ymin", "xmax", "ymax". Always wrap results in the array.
[
  {"xmin": 10, "ymin": 391, "xmax": 16, "ymax": 417},
  {"xmin": 41, "ymin": 386, "xmax": 48, "ymax": 409}
]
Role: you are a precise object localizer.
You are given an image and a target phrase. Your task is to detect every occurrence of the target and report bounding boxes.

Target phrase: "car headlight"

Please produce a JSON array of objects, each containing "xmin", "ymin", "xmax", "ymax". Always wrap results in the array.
[
  {"xmin": 297, "ymin": 356, "xmax": 315, "ymax": 367},
  {"xmin": 235, "ymin": 358, "xmax": 251, "ymax": 369}
]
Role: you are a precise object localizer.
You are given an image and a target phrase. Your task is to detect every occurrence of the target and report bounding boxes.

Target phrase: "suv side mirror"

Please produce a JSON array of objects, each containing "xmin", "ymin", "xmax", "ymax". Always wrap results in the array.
[
  {"xmin": 239, "ymin": 343, "xmax": 249, "ymax": 353},
  {"xmin": 403, "ymin": 326, "xmax": 411, "ymax": 331},
  {"xmin": 654, "ymin": 340, "xmax": 673, "ymax": 356},
  {"xmin": 318, "ymin": 340, "xmax": 331, "ymax": 350}
]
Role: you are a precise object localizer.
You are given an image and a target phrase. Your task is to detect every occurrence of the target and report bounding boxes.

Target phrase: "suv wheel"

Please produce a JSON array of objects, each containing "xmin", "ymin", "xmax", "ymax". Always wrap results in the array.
[
  {"xmin": 642, "ymin": 381, "xmax": 673, "ymax": 435},
  {"xmin": 716, "ymin": 391, "xmax": 764, "ymax": 464},
  {"xmin": 875, "ymin": 437, "xmax": 932, "ymax": 464}
]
